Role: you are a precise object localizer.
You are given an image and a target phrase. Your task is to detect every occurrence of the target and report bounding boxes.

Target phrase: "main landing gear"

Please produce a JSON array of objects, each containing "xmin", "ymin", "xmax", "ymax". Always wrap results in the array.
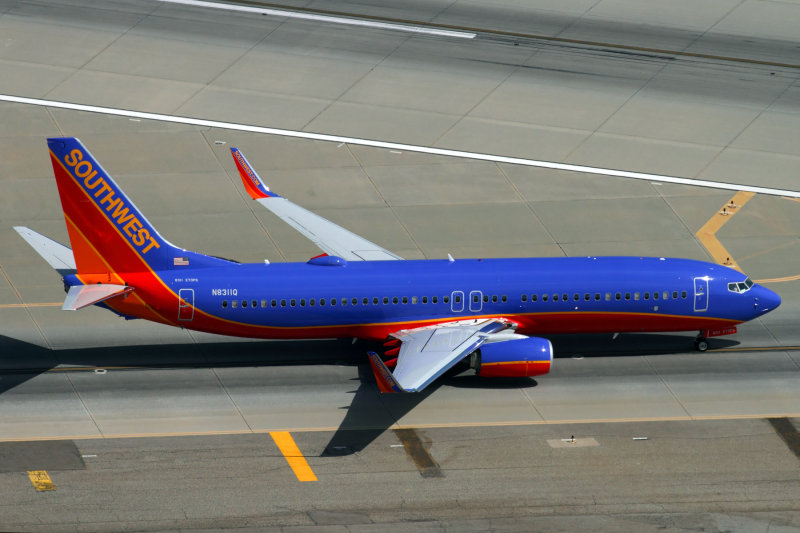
[{"xmin": 694, "ymin": 334, "xmax": 709, "ymax": 352}]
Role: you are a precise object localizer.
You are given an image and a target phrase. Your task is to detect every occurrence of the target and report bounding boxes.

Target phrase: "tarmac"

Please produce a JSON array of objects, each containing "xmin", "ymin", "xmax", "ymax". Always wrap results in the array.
[{"xmin": 0, "ymin": 0, "xmax": 799, "ymax": 531}]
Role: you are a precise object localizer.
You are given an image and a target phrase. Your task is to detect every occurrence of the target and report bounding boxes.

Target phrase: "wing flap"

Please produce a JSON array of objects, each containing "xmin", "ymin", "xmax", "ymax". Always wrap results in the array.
[
  {"xmin": 63, "ymin": 284, "xmax": 133, "ymax": 311},
  {"xmin": 371, "ymin": 319, "xmax": 511, "ymax": 393}
]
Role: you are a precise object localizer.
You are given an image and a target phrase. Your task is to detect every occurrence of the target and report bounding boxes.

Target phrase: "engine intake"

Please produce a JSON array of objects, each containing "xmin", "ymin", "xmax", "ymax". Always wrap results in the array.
[{"xmin": 470, "ymin": 337, "xmax": 553, "ymax": 378}]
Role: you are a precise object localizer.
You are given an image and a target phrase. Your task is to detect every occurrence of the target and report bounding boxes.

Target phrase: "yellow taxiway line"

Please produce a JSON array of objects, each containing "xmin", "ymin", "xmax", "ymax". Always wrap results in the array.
[
  {"xmin": 695, "ymin": 191, "xmax": 755, "ymax": 271},
  {"xmin": 0, "ymin": 302, "xmax": 62, "ymax": 309},
  {"xmin": 269, "ymin": 431, "xmax": 318, "ymax": 482}
]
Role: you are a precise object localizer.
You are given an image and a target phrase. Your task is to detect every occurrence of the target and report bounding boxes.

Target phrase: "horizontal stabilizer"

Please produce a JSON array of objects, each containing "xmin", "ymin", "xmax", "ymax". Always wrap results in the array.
[
  {"xmin": 14, "ymin": 226, "xmax": 76, "ymax": 275},
  {"xmin": 62, "ymin": 284, "xmax": 133, "ymax": 311}
]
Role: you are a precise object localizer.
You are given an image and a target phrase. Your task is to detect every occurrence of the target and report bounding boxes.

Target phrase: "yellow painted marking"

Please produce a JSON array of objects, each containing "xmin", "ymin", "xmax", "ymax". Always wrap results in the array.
[
  {"xmin": 695, "ymin": 191, "xmax": 755, "ymax": 271},
  {"xmin": 0, "ymin": 302, "xmax": 62, "ymax": 309},
  {"xmin": 755, "ymin": 274, "xmax": 800, "ymax": 284},
  {"xmin": 269, "ymin": 431, "xmax": 317, "ymax": 482},
  {"xmin": 27, "ymin": 470, "xmax": 55, "ymax": 491}
]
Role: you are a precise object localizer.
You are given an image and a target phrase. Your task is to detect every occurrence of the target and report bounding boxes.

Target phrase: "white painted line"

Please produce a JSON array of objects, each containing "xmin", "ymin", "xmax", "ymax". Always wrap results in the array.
[
  {"xmin": 159, "ymin": 0, "xmax": 476, "ymax": 39},
  {"xmin": 2, "ymin": 93, "xmax": 798, "ymax": 198}
]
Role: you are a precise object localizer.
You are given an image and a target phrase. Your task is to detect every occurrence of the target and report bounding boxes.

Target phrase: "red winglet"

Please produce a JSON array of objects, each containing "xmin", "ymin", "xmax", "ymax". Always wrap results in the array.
[{"xmin": 367, "ymin": 352, "xmax": 407, "ymax": 393}]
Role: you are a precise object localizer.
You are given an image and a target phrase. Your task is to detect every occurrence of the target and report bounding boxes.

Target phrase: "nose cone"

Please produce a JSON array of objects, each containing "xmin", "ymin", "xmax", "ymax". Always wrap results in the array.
[{"xmin": 754, "ymin": 285, "xmax": 781, "ymax": 315}]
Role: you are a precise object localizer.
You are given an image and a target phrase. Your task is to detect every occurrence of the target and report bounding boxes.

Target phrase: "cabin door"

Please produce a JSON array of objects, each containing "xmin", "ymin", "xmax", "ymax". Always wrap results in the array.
[
  {"xmin": 469, "ymin": 290, "xmax": 483, "ymax": 313},
  {"xmin": 451, "ymin": 291, "xmax": 464, "ymax": 313},
  {"xmin": 693, "ymin": 277, "xmax": 708, "ymax": 313},
  {"xmin": 178, "ymin": 288, "xmax": 195, "ymax": 321}
]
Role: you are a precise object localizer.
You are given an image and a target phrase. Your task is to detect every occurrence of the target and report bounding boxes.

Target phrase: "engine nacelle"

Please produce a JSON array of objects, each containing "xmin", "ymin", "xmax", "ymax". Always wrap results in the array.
[{"xmin": 470, "ymin": 337, "xmax": 553, "ymax": 378}]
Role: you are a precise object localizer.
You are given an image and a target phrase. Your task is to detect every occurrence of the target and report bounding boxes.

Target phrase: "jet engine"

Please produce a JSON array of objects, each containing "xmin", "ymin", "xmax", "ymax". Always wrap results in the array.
[{"xmin": 469, "ymin": 337, "xmax": 553, "ymax": 378}]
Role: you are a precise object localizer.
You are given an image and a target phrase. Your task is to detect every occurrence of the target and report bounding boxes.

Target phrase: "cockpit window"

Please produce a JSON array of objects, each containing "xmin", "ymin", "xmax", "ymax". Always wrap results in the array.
[{"xmin": 728, "ymin": 277, "xmax": 754, "ymax": 294}]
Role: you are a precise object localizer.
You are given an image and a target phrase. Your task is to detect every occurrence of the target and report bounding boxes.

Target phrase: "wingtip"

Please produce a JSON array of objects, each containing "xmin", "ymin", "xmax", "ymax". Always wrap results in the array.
[{"xmin": 230, "ymin": 147, "xmax": 279, "ymax": 200}]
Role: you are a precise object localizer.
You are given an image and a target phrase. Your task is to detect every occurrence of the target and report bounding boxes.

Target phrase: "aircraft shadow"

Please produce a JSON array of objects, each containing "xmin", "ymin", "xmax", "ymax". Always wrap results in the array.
[{"xmin": 0, "ymin": 331, "xmax": 737, "ymax": 455}]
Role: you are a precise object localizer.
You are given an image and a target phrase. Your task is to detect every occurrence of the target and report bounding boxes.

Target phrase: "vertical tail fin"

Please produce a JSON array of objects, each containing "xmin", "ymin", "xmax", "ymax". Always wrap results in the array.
[{"xmin": 47, "ymin": 137, "xmax": 231, "ymax": 275}]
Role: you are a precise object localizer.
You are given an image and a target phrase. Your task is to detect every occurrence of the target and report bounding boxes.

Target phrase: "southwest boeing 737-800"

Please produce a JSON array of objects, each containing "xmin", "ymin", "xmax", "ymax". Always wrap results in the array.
[{"xmin": 14, "ymin": 137, "xmax": 780, "ymax": 393}]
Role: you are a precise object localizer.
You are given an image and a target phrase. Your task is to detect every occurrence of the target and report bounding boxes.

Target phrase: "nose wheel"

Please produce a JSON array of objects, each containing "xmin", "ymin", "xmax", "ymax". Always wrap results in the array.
[{"xmin": 694, "ymin": 336, "xmax": 709, "ymax": 352}]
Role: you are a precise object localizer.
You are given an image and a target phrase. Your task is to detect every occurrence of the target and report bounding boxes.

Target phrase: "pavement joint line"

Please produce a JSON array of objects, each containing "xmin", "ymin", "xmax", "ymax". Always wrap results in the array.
[
  {"xmin": 269, "ymin": 431, "xmax": 317, "ymax": 482},
  {"xmin": 232, "ymin": 0, "xmax": 800, "ymax": 69},
  {"xmin": 2, "ymin": 94, "xmax": 799, "ymax": 198},
  {"xmin": 160, "ymin": 0, "xmax": 476, "ymax": 39},
  {"xmin": 695, "ymin": 191, "xmax": 755, "ymax": 272},
  {"xmin": 4, "ymin": 413, "xmax": 800, "ymax": 442}
]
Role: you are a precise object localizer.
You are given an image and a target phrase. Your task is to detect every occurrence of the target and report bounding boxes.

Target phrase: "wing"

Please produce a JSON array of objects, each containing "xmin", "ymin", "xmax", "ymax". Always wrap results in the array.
[
  {"xmin": 230, "ymin": 148, "xmax": 402, "ymax": 261},
  {"xmin": 368, "ymin": 319, "xmax": 512, "ymax": 393}
]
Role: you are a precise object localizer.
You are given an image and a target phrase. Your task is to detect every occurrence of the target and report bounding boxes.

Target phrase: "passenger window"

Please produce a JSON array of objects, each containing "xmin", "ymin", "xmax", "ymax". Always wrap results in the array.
[
  {"xmin": 232, "ymin": 300, "xmax": 238, "ymax": 309},
  {"xmin": 222, "ymin": 300, "xmax": 228, "ymax": 308},
  {"xmin": 594, "ymin": 293, "xmax": 600, "ymax": 301},
  {"xmin": 625, "ymin": 293, "xmax": 631, "ymax": 301},
  {"xmin": 412, "ymin": 296, "xmax": 418, "ymax": 304},
  {"xmin": 443, "ymin": 296, "xmax": 449, "ymax": 304},
  {"xmin": 681, "ymin": 291, "xmax": 687, "ymax": 299},
  {"xmin": 422, "ymin": 296, "xmax": 427, "ymax": 304},
  {"xmin": 261, "ymin": 300, "xmax": 267, "ymax": 308},
  {"xmin": 492, "ymin": 295, "xmax": 498, "ymax": 303},
  {"xmin": 502, "ymin": 295, "xmax": 507, "ymax": 302},
  {"xmin": 653, "ymin": 292, "xmax": 659, "ymax": 300},
  {"xmin": 352, "ymin": 298, "xmax": 358, "ymax": 305},
  {"xmin": 341, "ymin": 298, "xmax": 347, "ymax": 306},
  {"xmin": 663, "ymin": 291, "xmax": 669, "ymax": 300},
  {"xmin": 242, "ymin": 300, "xmax": 248, "ymax": 308},
  {"xmin": 584, "ymin": 294, "xmax": 590, "ymax": 301},
  {"xmin": 373, "ymin": 297, "xmax": 379, "ymax": 305},
  {"xmin": 363, "ymin": 297, "xmax": 368, "ymax": 305},
  {"xmin": 615, "ymin": 293, "xmax": 621, "ymax": 301},
  {"xmin": 521, "ymin": 294, "xmax": 527, "ymax": 302},
  {"xmin": 644, "ymin": 293, "xmax": 649, "ymax": 300},
  {"xmin": 573, "ymin": 294, "xmax": 579, "ymax": 301},
  {"xmin": 605, "ymin": 293, "xmax": 611, "ymax": 301},
  {"xmin": 320, "ymin": 298, "xmax": 326, "ymax": 306},
  {"xmin": 402, "ymin": 296, "xmax": 408, "ymax": 304},
  {"xmin": 672, "ymin": 291, "xmax": 678, "ymax": 299},
  {"xmin": 433, "ymin": 296, "xmax": 438, "ymax": 304},
  {"xmin": 542, "ymin": 294, "xmax": 548, "ymax": 302},
  {"xmin": 310, "ymin": 299, "xmax": 315, "ymax": 306},
  {"xmin": 300, "ymin": 299, "xmax": 306, "ymax": 307},
  {"xmin": 634, "ymin": 292, "xmax": 640, "ymax": 301},
  {"xmin": 252, "ymin": 300, "xmax": 257, "ymax": 308},
  {"xmin": 290, "ymin": 299, "xmax": 296, "ymax": 307},
  {"xmin": 562, "ymin": 293, "xmax": 568, "ymax": 301},
  {"xmin": 483, "ymin": 295, "xmax": 489, "ymax": 302},
  {"xmin": 383, "ymin": 297, "xmax": 389, "ymax": 304},
  {"xmin": 532, "ymin": 294, "xmax": 538, "ymax": 302},
  {"xmin": 271, "ymin": 300, "xmax": 277, "ymax": 307},
  {"xmin": 392, "ymin": 297, "xmax": 399, "ymax": 304},
  {"xmin": 331, "ymin": 299, "xmax": 336, "ymax": 306}
]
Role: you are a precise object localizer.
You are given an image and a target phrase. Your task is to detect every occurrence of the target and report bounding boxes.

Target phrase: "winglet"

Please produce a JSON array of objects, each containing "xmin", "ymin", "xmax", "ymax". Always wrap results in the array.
[
  {"xmin": 230, "ymin": 148, "xmax": 279, "ymax": 200},
  {"xmin": 367, "ymin": 352, "xmax": 408, "ymax": 393}
]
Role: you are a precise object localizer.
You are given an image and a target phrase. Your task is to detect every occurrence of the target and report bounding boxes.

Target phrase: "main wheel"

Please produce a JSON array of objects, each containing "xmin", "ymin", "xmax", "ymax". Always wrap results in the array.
[{"xmin": 694, "ymin": 338, "xmax": 709, "ymax": 352}]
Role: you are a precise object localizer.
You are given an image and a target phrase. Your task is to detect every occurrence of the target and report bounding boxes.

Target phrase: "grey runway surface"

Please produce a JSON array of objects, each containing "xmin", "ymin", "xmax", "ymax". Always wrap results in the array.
[{"xmin": 1, "ymin": 0, "xmax": 800, "ymax": 531}]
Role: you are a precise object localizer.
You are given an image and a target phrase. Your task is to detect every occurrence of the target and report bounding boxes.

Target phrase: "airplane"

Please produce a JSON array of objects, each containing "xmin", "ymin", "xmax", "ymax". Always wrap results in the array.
[{"xmin": 14, "ymin": 137, "xmax": 781, "ymax": 393}]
